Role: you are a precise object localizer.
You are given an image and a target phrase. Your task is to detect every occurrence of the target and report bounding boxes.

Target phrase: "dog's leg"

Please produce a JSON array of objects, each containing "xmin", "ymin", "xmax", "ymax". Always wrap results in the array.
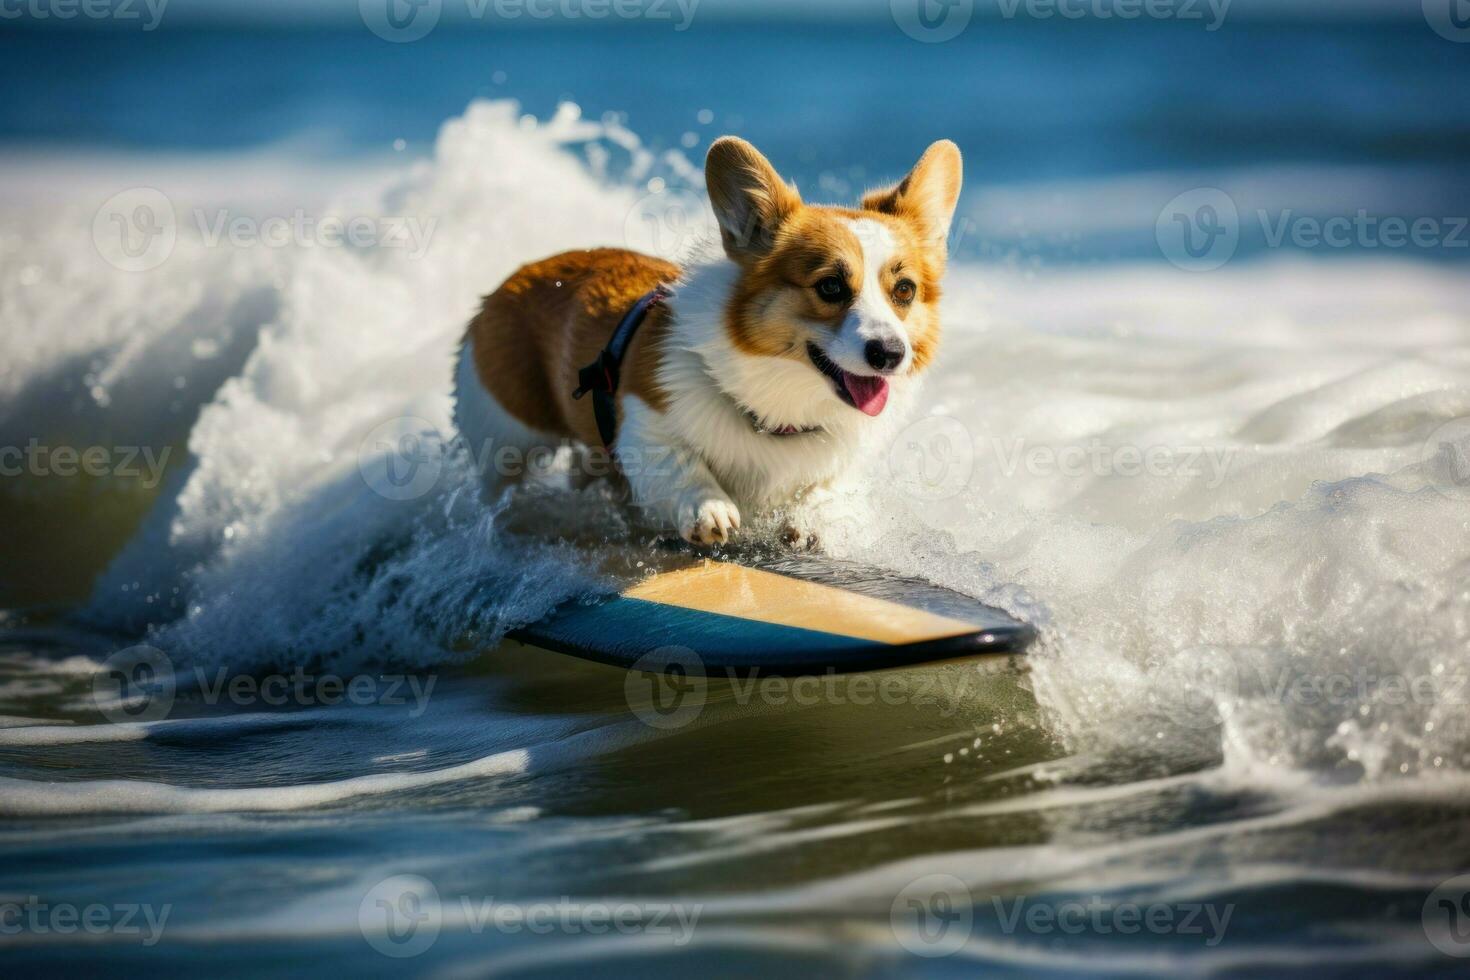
[{"xmin": 618, "ymin": 396, "xmax": 740, "ymax": 545}]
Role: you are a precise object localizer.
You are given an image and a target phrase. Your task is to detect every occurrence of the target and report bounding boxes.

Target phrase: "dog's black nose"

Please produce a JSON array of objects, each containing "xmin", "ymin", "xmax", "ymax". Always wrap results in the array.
[{"xmin": 864, "ymin": 338, "xmax": 906, "ymax": 373}]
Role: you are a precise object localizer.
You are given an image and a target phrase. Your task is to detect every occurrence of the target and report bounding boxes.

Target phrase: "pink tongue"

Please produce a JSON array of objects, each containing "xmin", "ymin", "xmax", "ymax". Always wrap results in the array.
[{"xmin": 841, "ymin": 372, "xmax": 890, "ymax": 417}]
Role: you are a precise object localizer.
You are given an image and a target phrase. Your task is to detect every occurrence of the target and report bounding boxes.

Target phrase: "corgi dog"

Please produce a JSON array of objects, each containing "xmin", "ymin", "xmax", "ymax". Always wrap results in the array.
[{"xmin": 454, "ymin": 136, "xmax": 962, "ymax": 545}]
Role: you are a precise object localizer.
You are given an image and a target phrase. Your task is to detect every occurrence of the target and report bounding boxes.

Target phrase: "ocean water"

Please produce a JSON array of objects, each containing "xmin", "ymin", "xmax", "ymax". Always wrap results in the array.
[{"xmin": 3, "ymin": 16, "xmax": 1470, "ymax": 977}]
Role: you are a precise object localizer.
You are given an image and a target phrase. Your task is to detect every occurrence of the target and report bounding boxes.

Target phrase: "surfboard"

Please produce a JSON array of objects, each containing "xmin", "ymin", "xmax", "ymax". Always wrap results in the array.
[{"xmin": 509, "ymin": 545, "xmax": 1034, "ymax": 676}]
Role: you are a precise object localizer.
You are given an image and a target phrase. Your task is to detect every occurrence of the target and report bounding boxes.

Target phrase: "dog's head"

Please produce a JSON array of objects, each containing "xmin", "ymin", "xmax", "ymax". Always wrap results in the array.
[{"xmin": 704, "ymin": 136, "xmax": 962, "ymax": 422}]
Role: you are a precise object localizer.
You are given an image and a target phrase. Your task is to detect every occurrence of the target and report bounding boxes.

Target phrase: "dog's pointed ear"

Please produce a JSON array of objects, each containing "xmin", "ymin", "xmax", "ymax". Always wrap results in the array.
[
  {"xmin": 705, "ymin": 137, "xmax": 802, "ymax": 263},
  {"xmin": 862, "ymin": 140, "xmax": 963, "ymax": 255}
]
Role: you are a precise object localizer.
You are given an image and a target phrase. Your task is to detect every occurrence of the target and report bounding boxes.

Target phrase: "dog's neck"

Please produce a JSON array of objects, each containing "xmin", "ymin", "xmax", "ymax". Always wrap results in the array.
[
  {"xmin": 741, "ymin": 407, "xmax": 824, "ymax": 437},
  {"xmin": 662, "ymin": 252, "xmax": 874, "ymax": 439}
]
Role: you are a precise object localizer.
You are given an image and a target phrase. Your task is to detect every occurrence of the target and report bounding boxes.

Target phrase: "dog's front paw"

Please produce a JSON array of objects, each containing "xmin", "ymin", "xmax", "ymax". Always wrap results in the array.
[
  {"xmin": 678, "ymin": 496, "xmax": 741, "ymax": 546},
  {"xmin": 781, "ymin": 523, "xmax": 820, "ymax": 551},
  {"xmin": 779, "ymin": 485, "xmax": 834, "ymax": 551}
]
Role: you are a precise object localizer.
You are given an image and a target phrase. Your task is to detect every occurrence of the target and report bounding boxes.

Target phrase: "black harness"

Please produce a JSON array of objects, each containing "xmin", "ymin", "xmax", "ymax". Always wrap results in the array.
[
  {"xmin": 572, "ymin": 284, "xmax": 823, "ymax": 447},
  {"xmin": 571, "ymin": 285, "xmax": 671, "ymax": 448}
]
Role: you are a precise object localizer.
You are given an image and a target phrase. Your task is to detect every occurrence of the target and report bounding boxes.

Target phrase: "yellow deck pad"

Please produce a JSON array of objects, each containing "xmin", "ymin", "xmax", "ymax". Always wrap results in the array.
[{"xmin": 622, "ymin": 560, "xmax": 981, "ymax": 646}]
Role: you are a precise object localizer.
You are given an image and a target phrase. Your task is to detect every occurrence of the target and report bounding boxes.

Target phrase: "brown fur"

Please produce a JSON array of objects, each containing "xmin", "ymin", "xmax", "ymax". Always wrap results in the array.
[
  {"xmin": 465, "ymin": 138, "xmax": 960, "ymax": 444},
  {"xmin": 467, "ymin": 248, "xmax": 678, "ymax": 447}
]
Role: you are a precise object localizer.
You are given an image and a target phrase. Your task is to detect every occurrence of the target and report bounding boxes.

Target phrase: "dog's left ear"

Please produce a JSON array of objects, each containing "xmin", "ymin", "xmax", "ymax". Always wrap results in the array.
[{"xmin": 862, "ymin": 141, "xmax": 963, "ymax": 256}]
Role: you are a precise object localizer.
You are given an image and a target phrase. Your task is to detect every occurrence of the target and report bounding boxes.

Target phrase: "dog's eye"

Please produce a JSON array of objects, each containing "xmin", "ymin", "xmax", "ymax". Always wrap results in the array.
[
  {"xmin": 893, "ymin": 279, "xmax": 917, "ymax": 303},
  {"xmin": 814, "ymin": 276, "xmax": 848, "ymax": 302}
]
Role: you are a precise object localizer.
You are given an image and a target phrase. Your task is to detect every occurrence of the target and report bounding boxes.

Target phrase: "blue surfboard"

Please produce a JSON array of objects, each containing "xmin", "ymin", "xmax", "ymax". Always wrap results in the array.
[{"xmin": 510, "ymin": 548, "xmax": 1034, "ymax": 676}]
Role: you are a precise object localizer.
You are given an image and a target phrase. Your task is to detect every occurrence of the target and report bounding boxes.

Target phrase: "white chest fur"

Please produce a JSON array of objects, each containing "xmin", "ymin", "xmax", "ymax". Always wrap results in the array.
[{"xmin": 648, "ymin": 257, "xmax": 914, "ymax": 508}]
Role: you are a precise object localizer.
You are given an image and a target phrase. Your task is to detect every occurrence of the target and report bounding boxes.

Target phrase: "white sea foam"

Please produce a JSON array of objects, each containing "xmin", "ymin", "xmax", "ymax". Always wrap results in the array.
[
  {"xmin": 0, "ymin": 748, "xmax": 531, "ymax": 816},
  {"xmin": 827, "ymin": 254, "xmax": 1470, "ymax": 781},
  {"xmin": 0, "ymin": 707, "xmax": 670, "ymax": 816},
  {"xmin": 4, "ymin": 99, "xmax": 1469, "ymax": 797}
]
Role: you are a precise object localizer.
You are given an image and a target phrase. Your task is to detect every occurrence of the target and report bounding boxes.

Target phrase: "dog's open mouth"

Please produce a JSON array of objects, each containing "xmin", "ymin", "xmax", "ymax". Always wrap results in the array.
[{"xmin": 807, "ymin": 343, "xmax": 890, "ymax": 417}]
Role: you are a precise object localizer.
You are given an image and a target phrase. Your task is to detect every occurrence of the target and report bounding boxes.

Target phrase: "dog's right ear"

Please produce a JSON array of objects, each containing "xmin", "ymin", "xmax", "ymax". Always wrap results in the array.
[
  {"xmin": 705, "ymin": 137, "xmax": 802, "ymax": 264},
  {"xmin": 862, "ymin": 140, "xmax": 963, "ymax": 257}
]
